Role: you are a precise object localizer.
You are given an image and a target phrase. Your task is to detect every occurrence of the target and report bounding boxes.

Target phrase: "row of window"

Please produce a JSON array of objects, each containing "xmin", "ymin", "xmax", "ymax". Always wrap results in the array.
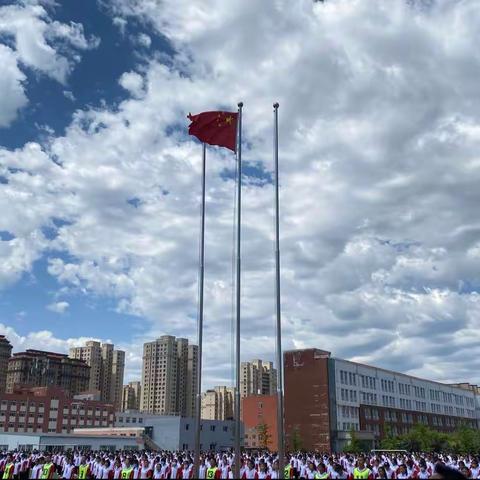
[
  {"xmin": 360, "ymin": 375, "xmax": 376, "ymax": 390},
  {"xmin": 381, "ymin": 379, "xmax": 395, "ymax": 393},
  {"xmin": 117, "ymin": 417, "xmax": 144, "ymax": 424},
  {"xmin": 382, "ymin": 395, "xmax": 395, "ymax": 407},
  {"xmin": 341, "ymin": 422, "xmax": 359, "ymax": 431},
  {"xmin": 364, "ymin": 408, "xmax": 380, "ymax": 420},
  {"xmin": 399, "ymin": 398, "xmax": 412, "ymax": 409},
  {"xmin": 339, "ymin": 374, "xmax": 473, "ymax": 408},
  {"xmin": 398, "ymin": 383, "xmax": 411, "ymax": 396},
  {"xmin": 341, "ymin": 406, "xmax": 359, "ymax": 418},
  {"xmin": 360, "ymin": 391, "xmax": 377, "ymax": 405},
  {"xmin": 339, "ymin": 371, "xmax": 357, "ymax": 386},
  {"xmin": 340, "ymin": 389, "xmax": 357, "ymax": 402}
]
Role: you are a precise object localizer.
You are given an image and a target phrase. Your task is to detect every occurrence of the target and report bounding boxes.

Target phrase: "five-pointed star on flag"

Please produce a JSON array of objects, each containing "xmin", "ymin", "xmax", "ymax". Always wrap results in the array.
[{"xmin": 217, "ymin": 113, "xmax": 234, "ymax": 127}]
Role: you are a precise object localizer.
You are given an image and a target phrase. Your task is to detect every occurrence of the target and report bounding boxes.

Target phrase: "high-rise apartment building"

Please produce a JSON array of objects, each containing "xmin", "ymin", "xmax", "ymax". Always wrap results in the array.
[
  {"xmin": 141, "ymin": 336, "xmax": 198, "ymax": 417},
  {"xmin": 240, "ymin": 360, "xmax": 277, "ymax": 397},
  {"xmin": 186, "ymin": 344, "xmax": 198, "ymax": 419},
  {"xmin": 201, "ymin": 386, "xmax": 235, "ymax": 420},
  {"xmin": 6, "ymin": 350, "xmax": 89, "ymax": 397},
  {"xmin": 69, "ymin": 341, "xmax": 125, "ymax": 410},
  {"xmin": 0, "ymin": 336, "xmax": 13, "ymax": 393},
  {"xmin": 122, "ymin": 381, "xmax": 142, "ymax": 412}
]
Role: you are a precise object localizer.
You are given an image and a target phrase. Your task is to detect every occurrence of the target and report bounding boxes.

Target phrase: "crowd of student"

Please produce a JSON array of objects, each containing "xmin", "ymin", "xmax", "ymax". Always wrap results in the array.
[{"xmin": 0, "ymin": 449, "xmax": 478, "ymax": 479}]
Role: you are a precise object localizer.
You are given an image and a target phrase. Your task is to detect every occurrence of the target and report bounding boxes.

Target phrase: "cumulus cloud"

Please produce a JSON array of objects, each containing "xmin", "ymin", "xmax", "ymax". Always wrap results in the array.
[
  {"xmin": 46, "ymin": 301, "xmax": 70, "ymax": 314},
  {"xmin": 0, "ymin": 44, "xmax": 28, "ymax": 127},
  {"xmin": 2, "ymin": 0, "xmax": 480, "ymax": 388},
  {"xmin": 0, "ymin": 1, "xmax": 99, "ymax": 127},
  {"xmin": 119, "ymin": 71, "xmax": 145, "ymax": 98}
]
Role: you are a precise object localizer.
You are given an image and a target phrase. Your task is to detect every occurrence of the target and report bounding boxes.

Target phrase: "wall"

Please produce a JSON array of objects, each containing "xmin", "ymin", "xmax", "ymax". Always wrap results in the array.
[
  {"xmin": 242, "ymin": 395, "xmax": 278, "ymax": 451},
  {"xmin": 0, "ymin": 433, "xmax": 141, "ymax": 451},
  {"xmin": 284, "ymin": 349, "xmax": 331, "ymax": 452},
  {"xmin": 179, "ymin": 418, "xmax": 238, "ymax": 452}
]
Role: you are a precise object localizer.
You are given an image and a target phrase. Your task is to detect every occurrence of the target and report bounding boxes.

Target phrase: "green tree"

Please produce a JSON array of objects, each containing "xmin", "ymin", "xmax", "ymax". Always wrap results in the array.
[
  {"xmin": 256, "ymin": 422, "xmax": 272, "ymax": 450},
  {"xmin": 345, "ymin": 428, "xmax": 363, "ymax": 453},
  {"xmin": 291, "ymin": 427, "xmax": 303, "ymax": 452},
  {"xmin": 450, "ymin": 426, "xmax": 480, "ymax": 453}
]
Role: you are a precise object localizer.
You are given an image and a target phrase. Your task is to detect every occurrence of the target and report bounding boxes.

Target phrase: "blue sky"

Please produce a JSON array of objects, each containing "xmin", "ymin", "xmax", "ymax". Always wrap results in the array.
[{"xmin": 1, "ymin": 0, "xmax": 480, "ymax": 387}]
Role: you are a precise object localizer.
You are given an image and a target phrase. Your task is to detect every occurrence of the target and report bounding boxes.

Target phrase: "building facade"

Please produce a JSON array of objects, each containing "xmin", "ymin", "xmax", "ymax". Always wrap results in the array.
[
  {"xmin": 140, "ymin": 336, "xmax": 198, "ymax": 417},
  {"xmin": 6, "ymin": 350, "xmax": 89, "ymax": 397},
  {"xmin": 115, "ymin": 411, "xmax": 239, "ymax": 451},
  {"xmin": 69, "ymin": 342, "xmax": 125, "ymax": 411},
  {"xmin": 0, "ymin": 336, "xmax": 13, "ymax": 394},
  {"xmin": 240, "ymin": 360, "xmax": 277, "ymax": 398},
  {"xmin": 122, "ymin": 381, "xmax": 142, "ymax": 412},
  {"xmin": 0, "ymin": 387, "xmax": 115, "ymax": 435},
  {"xmin": 242, "ymin": 395, "xmax": 278, "ymax": 451},
  {"xmin": 201, "ymin": 386, "xmax": 235, "ymax": 421},
  {"xmin": 284, "ymin": 348, "xmax": 479, "ymax": 452},
  {"xmin": 0, "ymin": 432, "xmax": 140, "ymax": 452}
]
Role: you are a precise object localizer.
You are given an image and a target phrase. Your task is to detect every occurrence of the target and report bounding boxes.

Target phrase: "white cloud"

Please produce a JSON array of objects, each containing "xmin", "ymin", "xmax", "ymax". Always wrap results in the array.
[
  {"xmin": 137, "ymin": 33, "xmax": 151, "ymax": 48},
  {"xmin": 46, "ymin": 301, "xmax": 70, "ymax": 314},
  {"xmin": 2, "ymin": 0, "xmax": 480, "ymax": 388},
  {"xmin": 0, "ymin": 1, "xmax": 98, "ymax": 127},
  {"xmin": 119, "ymin": 71, "xmax": 145, "ymax": 98},
  {"xmin": 63, "ymin": 90, "xmax": 76, "ymax": 102},
  {"xmin": 0, "ymin": 44, "xmax": 28, "ymax": 128}
]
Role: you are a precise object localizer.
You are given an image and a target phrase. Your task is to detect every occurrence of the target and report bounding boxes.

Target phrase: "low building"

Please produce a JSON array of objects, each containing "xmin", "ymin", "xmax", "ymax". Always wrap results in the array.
[
  {"xmin": 0, "ymin": 387, "xmax": 115, "ymax": 435},
  {"xmin": 114, "ymin": 410, "xmax": 241, "ymax": 451},
  {"xmin": 242, "ymin": 395, "xmax": 278, "ymax": 451},
  {"xmin": 284, "ymin": 348, "xmax": 480, "ymax": 452},
  {"xmin": 0, "ymin": 432, "xmax": 142, "ymax": 452}
]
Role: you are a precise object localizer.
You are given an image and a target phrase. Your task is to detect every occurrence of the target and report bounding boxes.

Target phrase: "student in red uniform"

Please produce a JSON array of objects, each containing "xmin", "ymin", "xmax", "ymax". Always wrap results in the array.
[
  {"xmin": 182, "ymin": 459, "xmax": 194, "ymax": 480},
  {"xmin": 138, "ymin": 459, "xmax": 152, "ymax": 479},
  {"xmin": 61, "ymin": 457, "xmax": 77, "ymax": 480},
  {"xmin": 242, "ymin": 459, "xmax": 258, "ymax": 480},
  {"xmin": 30, "ymin": 457, "xmax": 44, "ymax": 480},
  {"xmin": 168, "ymin": 458, "xmax": 182, "ymax": 479}
]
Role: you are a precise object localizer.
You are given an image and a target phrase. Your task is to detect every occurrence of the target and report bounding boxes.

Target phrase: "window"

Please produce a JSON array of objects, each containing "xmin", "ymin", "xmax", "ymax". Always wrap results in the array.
[
  {"xmin": 185, "ymin": 424, "xmax": 189, "ymax": 430},
  {"xmin": 223, "ymin": 426, "xmax": 228, "ymax": 432},
  {"xmin": 210, "ymin": 425, "xmax": 216, "ymax": 432}
]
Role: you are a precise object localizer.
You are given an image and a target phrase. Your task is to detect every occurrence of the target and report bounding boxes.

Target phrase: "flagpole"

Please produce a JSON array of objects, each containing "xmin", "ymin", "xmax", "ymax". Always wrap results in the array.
[
  {"xmin": 273, "ymin": 103, "xmax": 285, "ymax": 479},
  {"xmin": 194, "ymin": 142, "xmax": 207, "ymax": 479},
  {"xmin": 234, "ymin": 102, "xmax": 243, "ymax": 480}
]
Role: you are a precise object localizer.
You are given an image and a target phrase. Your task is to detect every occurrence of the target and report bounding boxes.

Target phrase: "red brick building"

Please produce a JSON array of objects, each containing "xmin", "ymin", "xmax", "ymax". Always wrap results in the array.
[
  {"xmin": 242, "ymin": 395, "xmax": 278, "ymax": 451},
  {"xmin": 284, "ymin": 349, "xmax": 332, "ymax": 452},
  {"xmin": 0, "ymin": 387, "xmax": 115, "ymax": 434}
]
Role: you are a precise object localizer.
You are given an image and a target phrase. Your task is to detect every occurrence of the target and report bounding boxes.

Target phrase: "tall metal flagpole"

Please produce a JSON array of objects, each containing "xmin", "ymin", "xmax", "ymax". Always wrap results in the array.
[
  {"xmin": 234, "ymin": 102, "xmax": 243, "ymax": 480},
  {"xmin": 194, "ymin": 142, "xmax": 207, "ymax": 479},
  {"xmin": 273, "ymin": 103, "xmax": 285, "ymax": 479}
]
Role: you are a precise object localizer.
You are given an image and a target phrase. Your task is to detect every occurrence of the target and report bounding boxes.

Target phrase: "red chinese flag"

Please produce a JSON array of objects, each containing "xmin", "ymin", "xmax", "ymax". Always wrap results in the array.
[{"xmin": 188, "ymin": 111, "xmax": 238, "ymax": 152}]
